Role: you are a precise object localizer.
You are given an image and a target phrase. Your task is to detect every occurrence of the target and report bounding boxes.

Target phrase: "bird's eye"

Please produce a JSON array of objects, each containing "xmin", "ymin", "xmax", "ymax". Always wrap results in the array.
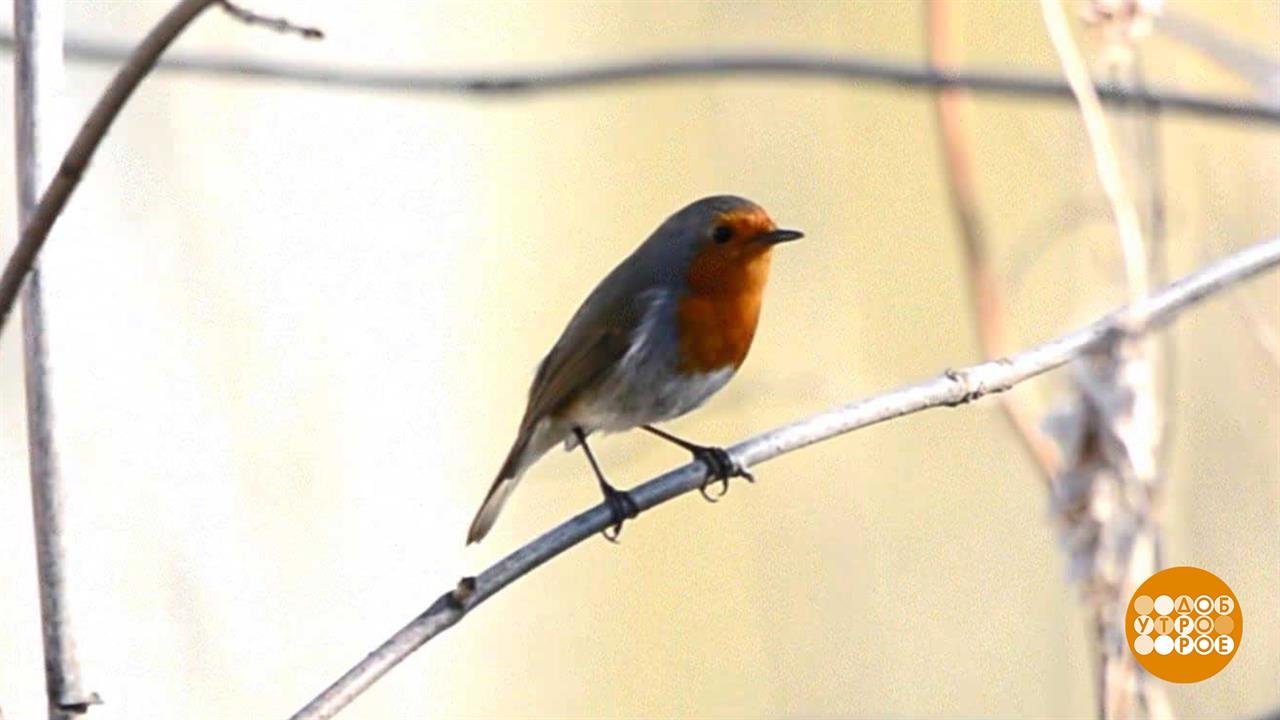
[{"xmin": 712, "ymin": 225, "xmax": 733, "ymax": 244}]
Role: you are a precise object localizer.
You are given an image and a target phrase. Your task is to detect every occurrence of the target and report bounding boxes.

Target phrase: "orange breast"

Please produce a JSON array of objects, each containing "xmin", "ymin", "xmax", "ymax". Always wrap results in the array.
[{"xmin": 676, "ymin": 247, "xmax": 773, "ymax": 373}]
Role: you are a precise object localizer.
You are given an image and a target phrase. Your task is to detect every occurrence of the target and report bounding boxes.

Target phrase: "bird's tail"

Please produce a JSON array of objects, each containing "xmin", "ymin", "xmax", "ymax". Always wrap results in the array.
[{"xmin": 466, "ymin": 433, "xmax": 531, "ymax": 544}]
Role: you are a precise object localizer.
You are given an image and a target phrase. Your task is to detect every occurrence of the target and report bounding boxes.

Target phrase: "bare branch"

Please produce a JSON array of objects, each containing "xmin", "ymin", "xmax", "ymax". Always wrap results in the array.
[
  {"xmin": 0, "ymin": 0, "xmax": 215, "ymax": 334},
  {"xmin": 13, "ymin": 1, "xmax": 101, "ymax": 717},
  {"xmin": 288, "ymin": 235, "xmax": 1280, "ymax": 720},
  {"xmin": 1043, "ymin": 4, "xmax": 1167, "ymax": 716},
  {"xmin": 0, "ymin": 34, "xmax": 1277, "ymax": 123},
  {"xmin": 217, "ymin": 0, "xmax": 323, "ymax": 39},
  {"xmin": 1048, "ymin": 339, "xmax": 1167, "ymax": 720},
  {"xmin": 926, "ymin": 0, "xmax": 1061, "ymax": 483},
  {"xmin": 0, "ymin": 0, "xmax": 320, "ymax": 338},
  {"xmin": 1157, "ymin": 8, "xmax": 1280, "ymax": 368},
  {"xmin": 1042, "ymin": 0, "xmax": 1149, "ymax": 303},
  {"xmin": 1157, "ymin": 11, "xmax": 1280, "ymax": 100}
]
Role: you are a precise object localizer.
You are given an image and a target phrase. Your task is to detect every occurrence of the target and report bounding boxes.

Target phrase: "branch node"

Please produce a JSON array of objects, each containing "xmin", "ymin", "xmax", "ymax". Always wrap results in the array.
[
  {"xmin": 943, "ymin": 367, "xmax": 986, "ymax": 406},
  {"xmin": 1101, "ymin": 322, "xmax": 1131, "ymax": 346},
  {"xmin": 57, "ymin": 691, "xmax": 103, "ymax": 715},
  {"xmin": 217, "ymin": 1, "xmax": 324, "ymax": 39},
  {"xmin": 447, "ymin": 576, "xmax": 477, "ymax": 610}
]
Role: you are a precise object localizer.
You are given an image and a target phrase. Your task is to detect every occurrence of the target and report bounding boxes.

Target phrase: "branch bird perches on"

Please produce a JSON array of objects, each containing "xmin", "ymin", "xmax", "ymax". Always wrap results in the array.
[{"xmin": 288, "ymin": 235, "xmax": 1280, "ymax": 720}]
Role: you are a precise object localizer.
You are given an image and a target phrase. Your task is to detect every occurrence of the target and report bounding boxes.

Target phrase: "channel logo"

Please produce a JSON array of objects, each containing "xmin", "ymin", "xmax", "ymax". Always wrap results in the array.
[{"xmin": 1126, "ymin": 566, "xmax": 1242, "ymax": 683}]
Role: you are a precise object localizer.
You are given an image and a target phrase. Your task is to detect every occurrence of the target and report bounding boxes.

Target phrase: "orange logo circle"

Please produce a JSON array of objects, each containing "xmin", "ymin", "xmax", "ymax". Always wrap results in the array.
[{"xmin": 1126, "ymin": 566, "xmax": 1242, "ymax": 683}]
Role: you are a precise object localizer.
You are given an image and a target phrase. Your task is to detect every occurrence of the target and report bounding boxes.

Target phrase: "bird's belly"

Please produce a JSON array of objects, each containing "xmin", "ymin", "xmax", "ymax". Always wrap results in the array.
[
  {"xmin": 560, "ymin": 286, "xmax": 736, "ymax": 434},
  {"xmin": 571, "ymin": 360, "xmax": 735, "ymax": 433}
]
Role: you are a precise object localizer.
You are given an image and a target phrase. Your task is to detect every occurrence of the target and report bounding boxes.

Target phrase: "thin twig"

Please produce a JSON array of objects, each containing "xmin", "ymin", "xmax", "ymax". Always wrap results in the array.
[
  {"xmin": 1161, "ymin": 9, "xmax": 1280, "ymax": 371},
  {"xmin": 216, "ymin": 0, "xmax": 323, "ymax": 39},
  {"xmin": 288, "ymin": 235, "xmax": 1280, "ymax": 720},
  {"xmin": 0, "ymin": 35, "xmax": 1277, "ymax": 123},
  {"xmin": 13, "ymin": 1, "xmax": 99, "ymax": 717},
  {"xmin": 0, "ymin": 0, "xmax": 320, "ymax": 337},
  {"xmin": 0, "ymin": 0, "xmax": 215, "ymax": 334},
  {"xmin": 1044, "ymin": 4, "xmax": 1164, "ymax": 717},
  {"xmin": 1157, "ymin": 11, "xmax": 1280, "ymax": 101},
  {"xmin": 1131, "ymin": 50, "xmax": 1179, "ymax": 519},
  {"xmin": 926, "ymin": 0, "xmax": 1060, "ymax": 483},
  {"xmin": 1042, "ymin": 0, "xmax": 1149, "ymax": 304}
]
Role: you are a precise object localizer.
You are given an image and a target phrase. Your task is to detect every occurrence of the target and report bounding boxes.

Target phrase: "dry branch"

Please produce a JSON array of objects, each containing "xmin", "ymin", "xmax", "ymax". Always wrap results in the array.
[
  {"xmin": 0, "ymin": 35, "xmax": 1277, "ymax": 123},
  {"xmin": 288, "ymin": 235, "xmax": 1280, "ymax": 720},
  {"xmin": 216, "ymin": 0, "xmax": 323, "ymax": 39},
  {"xmin": 1043, "ymin": 0, "xmax": 1149, "ymax": 302},
  {"xmin": 0, "ymin": 0, "xmax": 320, "ymax": 338},
  {"xmin": 1158, "ymin": 8, "xmax": 1280, "ymax": 371},
  {"xmin": 2, "ymin": 2, "xmax": 316, "ymax": 717},
  {"xmin": 12, "ymin": 1, "xmax": 98, "ymax": 717},
  {"xmin": 1042, "ymin": 3, "xmax": 1166, "ymax": 716},
  {"xmin": 926, "ymin": 0, "xmax": 1061, "ymax": 482},
  {"xmin": 1157, "ymin": 11, "xmax": 1280, "ymax": 100},
  {"xmin": 1, "ymin": 17, "xmax": 1277, "ymax": 335}
]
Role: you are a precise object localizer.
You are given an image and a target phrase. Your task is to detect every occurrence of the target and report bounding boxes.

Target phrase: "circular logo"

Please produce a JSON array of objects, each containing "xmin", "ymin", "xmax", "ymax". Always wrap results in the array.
[{"xmin": 1126, "ymin": 566, "xmax": 1242, "ymax": 683}]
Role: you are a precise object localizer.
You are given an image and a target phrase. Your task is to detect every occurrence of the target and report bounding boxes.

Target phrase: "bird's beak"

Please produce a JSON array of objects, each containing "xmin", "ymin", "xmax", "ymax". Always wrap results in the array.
[{"xmin": 759, "ymin": 228, "xmax": 804, "ymax": 245}]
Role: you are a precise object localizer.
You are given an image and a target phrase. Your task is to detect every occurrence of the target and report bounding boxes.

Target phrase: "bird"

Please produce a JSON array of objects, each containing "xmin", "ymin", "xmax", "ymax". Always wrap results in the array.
[{"xmin": 467, "ymin": 195, "xmax": 802, "ymax": 544}]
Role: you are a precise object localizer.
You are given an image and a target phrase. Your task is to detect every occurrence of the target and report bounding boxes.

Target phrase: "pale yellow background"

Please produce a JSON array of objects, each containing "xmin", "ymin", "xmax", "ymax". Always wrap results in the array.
[{"xmin": 1, "ymin": 1, "xmax": 1277, "ymax": 719}]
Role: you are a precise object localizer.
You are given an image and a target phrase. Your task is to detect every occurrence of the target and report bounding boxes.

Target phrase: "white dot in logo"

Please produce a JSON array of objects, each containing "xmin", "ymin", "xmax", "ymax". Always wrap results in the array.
[
  {"xmin": 1133, "ymin": 635, "xmax": 1154, "ymax": 655},
  {"xmin": 1154, "ymin": 635, "xmax": 1174, "ymax": 655},
  {"xmin": 1154, "ymin": 595, "xmax": 1174, "ymax": 615}
]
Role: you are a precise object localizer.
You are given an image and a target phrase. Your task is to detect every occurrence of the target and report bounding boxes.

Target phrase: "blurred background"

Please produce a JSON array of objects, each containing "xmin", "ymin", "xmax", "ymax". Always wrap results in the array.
[{"xmin": 0, "ymin": 1, "xmax": 1277, "ymax": 718}]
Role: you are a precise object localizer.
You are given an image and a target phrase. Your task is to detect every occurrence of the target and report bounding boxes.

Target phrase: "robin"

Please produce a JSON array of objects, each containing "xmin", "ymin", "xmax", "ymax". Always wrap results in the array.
[{"xmin": 467, "ymin": 195, "xmax": 802, "ymax": 544}]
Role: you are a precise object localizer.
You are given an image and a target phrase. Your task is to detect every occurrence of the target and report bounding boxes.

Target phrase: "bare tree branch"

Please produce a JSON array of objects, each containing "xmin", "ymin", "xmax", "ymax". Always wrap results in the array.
[
  {"xmin": 1042, "ymin": 3, "xmax": 1166, "ymax": 716},
  {"xmin": 0, "ymin": 33, "xmax": 1277, "ymax": 123},
  {"xmin": 1157, "ymin": 9, "xmax": 1280, "ymax": 371},
  {"xmin": 1157, "ymin": 11, "xmax": 1280, "ymax": 100},
  {"xmin": 926, "ymin": 0, "xmax": 1061, "ymax": 484},
  {"xmin": 0, "ymin": 8, "xmax": 1272, "ymax": 339},
  {"xmin": 288, "ymin": 235, "xmax": 1280, "ymax": 720},
  {"xmin": 12, "ymin": 1, "xmax": 100, "ymax": 717},
  {"xmin": 216, "ymin": 1, "xmax": 322, "ymax": 39},
  {"xmin": 0, "ymin": 0, "xmax": 320, "ymax": 338},
  {"xmin": 1043, "ymin": 0, "xmax": 1149, "ymax": 303}
]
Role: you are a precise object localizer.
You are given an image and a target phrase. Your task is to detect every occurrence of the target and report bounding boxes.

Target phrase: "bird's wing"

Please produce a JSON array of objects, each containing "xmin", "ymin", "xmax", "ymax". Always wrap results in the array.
[
  {"xmin": 520, "ymin": 297, "xmax": 640, "ymax": 431},
  {"xmin": 466, "ymin": 295, "xmax": 642, "ymax": 544},
  {"xmin": 468, "ymin": 250, "xmax": 666, "ymax": 544}
]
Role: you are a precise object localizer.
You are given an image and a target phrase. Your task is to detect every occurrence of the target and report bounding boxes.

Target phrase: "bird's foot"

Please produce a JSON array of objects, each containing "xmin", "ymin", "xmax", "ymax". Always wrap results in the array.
[
  {"xmin": 600, "ymin": 484, "xmax": 640, "ymax": 543},
  {"xmin": 691, "ymin": 445, "xmax": 755, "ymax": 502}
]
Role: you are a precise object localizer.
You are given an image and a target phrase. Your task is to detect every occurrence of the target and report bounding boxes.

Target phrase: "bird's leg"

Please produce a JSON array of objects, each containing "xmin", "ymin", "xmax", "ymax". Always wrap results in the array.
[
  {"xmin": 574, "ymin": 427, "xmax": 638, "ymax": 543},
  {"xmin": 640, "ymin": 425, "xmax": 754, "ymax": 502}
]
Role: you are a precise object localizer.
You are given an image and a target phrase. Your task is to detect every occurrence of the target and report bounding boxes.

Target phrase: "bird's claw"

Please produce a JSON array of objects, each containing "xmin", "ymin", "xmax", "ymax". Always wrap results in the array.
[
  {"xmin": 699, "ymin": 477, "xmax": 728, "ymax": 503},
  {"xmin": 693, "ymin": 446, "xmax": 753, "ymax": 503},
  {"xmin": 600, "ymin": 485, "xmax": 639, "ymax": 543}
]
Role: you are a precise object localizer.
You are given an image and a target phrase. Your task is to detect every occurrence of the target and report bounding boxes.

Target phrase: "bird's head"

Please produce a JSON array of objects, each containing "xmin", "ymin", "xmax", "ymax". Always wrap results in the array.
[{"xmin": 660, "ymin": 195, "xmax": 802, "ymax": 290}]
